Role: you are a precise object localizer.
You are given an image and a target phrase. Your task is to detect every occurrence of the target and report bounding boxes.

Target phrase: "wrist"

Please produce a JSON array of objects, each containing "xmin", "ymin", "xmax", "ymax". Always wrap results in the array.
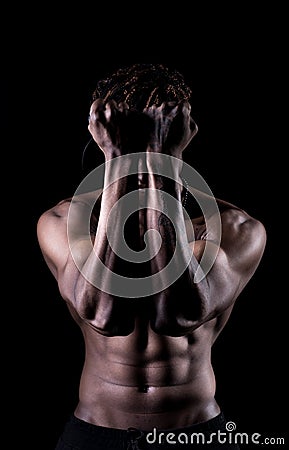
[
  {"xmin": 104, "ymin": 147, "xmax": 123, "ymax": 160},
  {"xmin": 146, "ymin": 152, "xmax": 183, "ymax": 181},
  {"xmin": 147, "ymin": 176, "xmax": 182, "ymax": 205},
  {"xmin": 103, "ymin": 154, "xmax": 137, "ymax": 188}
]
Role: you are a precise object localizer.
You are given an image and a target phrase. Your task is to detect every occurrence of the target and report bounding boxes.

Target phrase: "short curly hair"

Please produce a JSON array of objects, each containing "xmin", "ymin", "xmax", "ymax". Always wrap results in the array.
[{"xmin": 92, "ymin": 63, "xmax": 192, "ymax": 111}]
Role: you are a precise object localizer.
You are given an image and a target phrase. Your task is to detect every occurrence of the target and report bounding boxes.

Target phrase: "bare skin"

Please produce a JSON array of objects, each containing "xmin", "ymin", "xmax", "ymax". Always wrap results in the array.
[{"xmin": 37, "ymin": 100, "xmax": 266, "ymax": 431}]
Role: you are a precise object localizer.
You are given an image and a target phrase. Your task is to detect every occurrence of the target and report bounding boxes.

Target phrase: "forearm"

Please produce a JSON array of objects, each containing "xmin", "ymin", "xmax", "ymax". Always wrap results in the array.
[
  {"xmin": 74, "ymin": 155, "xmax": 138, "ymax": 299},
  {"xmin": 146, "ymin": 155, "xmax": 191, "ymax": 273},
  {"xmin": 145, "ymin": 155, "xmax": 210, "ymax": 322},
  {"xmin": 146, "ymin": 166, "xmax": 182, "ymax": 271}
]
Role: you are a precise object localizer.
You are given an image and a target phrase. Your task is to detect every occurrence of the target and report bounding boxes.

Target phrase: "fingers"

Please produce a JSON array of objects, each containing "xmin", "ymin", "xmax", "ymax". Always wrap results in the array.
[
  {"xmin": 89, "ymin": 99, "xmax": 129, "ymax": 125},
  {"xmin": 144, "ymin": 101, "xmax": 192, "ymax": 119},
  {"xmin": 87, "ymin": 100, "xmax": 131, "ymax": 150},
  {"xmin": 144, "ymin": 102, "xmax": 177, "ymax": 117},
  {"xmin": 89, "ymin": 100, "xmax": 192, "ymax": 124},
  {"xmin": 117, "ymin": 101, "xmax": 129, "ymax": 112},
  {"xmin": 89, "ymin": 99, "xmax": 115, "ymax": 124}
]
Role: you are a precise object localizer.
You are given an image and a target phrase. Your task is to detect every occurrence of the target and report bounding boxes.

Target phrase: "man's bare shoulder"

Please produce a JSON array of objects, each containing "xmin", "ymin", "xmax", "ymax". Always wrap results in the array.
[
  {"xmin": 189, "ymin": 191, "xmax": 267, "ymax": 270},
  {"xmin": 40, "ymin": 198, "xmax": 72, "ymax": 220},
  {"xmin": 38, "ymin": 189, "xmax": 102, "ymax": 222},
  {"xmin": 184, "ymin": 189, "xmax": 266, "ymax": 252},
  {"xmin": 37, "ymin": 199, "xmax": 71, "ymax": 250},
  {"xmin": 220, "ymin": 205, "xmax": 266, "ymax": 242},
  {"xmin": 218, "ymin": 205, "xmax": 267, "ymax": 275},
  {"xmin": 36, "ymin": 199, "xmax": 73, "ymax": 278}
]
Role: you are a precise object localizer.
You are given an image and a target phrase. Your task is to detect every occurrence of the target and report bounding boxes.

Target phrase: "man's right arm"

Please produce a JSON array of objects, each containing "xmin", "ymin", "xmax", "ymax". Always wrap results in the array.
[{"xmin": 38, "ymin": 101, "xmax": 146, "ymax": 335}]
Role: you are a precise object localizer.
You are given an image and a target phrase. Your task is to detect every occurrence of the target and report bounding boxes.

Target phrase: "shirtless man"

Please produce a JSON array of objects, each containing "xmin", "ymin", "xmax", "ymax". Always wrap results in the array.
[{"xmin": 37, "ymin": 64, "xmax": 266, "ymax": 449}]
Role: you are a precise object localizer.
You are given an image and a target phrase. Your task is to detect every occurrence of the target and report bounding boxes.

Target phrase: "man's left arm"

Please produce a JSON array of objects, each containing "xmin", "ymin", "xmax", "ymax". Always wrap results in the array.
[
  {"xmin": 204, "ymin": 208, "xmax": 267, "ymax": 314},
  {"xmin": 142, "ymin": 103, "xmax": 266, "ymax": 333}
]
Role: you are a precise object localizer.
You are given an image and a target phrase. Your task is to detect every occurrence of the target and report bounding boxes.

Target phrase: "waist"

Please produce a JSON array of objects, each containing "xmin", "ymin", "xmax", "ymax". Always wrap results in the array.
[
  {"xmin": 60, "ymin": 412, "xmax": 240, "ymax": 450},
  {"xmin": 68, "ymin": 410, "xmax": 227, "ymax": 436},
  {"xmin": 73, "ymin": 407, "xmax": 224, "ymax": 435},
  {"xmin": 76, "ymin": 367, "xmax": 218, "ymax": 430}
]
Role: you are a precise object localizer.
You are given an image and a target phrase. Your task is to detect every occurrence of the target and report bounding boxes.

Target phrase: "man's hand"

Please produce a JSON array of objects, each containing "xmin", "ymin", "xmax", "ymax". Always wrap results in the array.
[
  {"xmin": 88, "ymin": 99, "xmax": 198, "ymax": 159},
  {"xmin": 88, "ymin": 99, "xmax": 152, "ymax": 158},
  {"xmin": 144, "ymin": 101, "xmax": 198, "ymax": 158}
]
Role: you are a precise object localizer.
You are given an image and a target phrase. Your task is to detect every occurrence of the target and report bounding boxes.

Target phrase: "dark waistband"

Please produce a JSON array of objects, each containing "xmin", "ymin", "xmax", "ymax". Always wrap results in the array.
[{"xmin": 65, "ymin": 411, "xmax": 227, "ymax": 438}]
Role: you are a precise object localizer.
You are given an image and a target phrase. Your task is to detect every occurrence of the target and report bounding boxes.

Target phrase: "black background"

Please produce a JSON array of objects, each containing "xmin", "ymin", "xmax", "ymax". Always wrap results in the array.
[{"xmin": 8, "ymin": 6, "xmax": 287, "ymax": 449}]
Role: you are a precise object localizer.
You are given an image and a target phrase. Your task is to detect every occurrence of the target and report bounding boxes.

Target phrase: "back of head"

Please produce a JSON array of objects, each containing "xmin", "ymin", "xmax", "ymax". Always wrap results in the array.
[{"xmin": 92, "ymin": 63, "xmax": 192, "ymax": 111}]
